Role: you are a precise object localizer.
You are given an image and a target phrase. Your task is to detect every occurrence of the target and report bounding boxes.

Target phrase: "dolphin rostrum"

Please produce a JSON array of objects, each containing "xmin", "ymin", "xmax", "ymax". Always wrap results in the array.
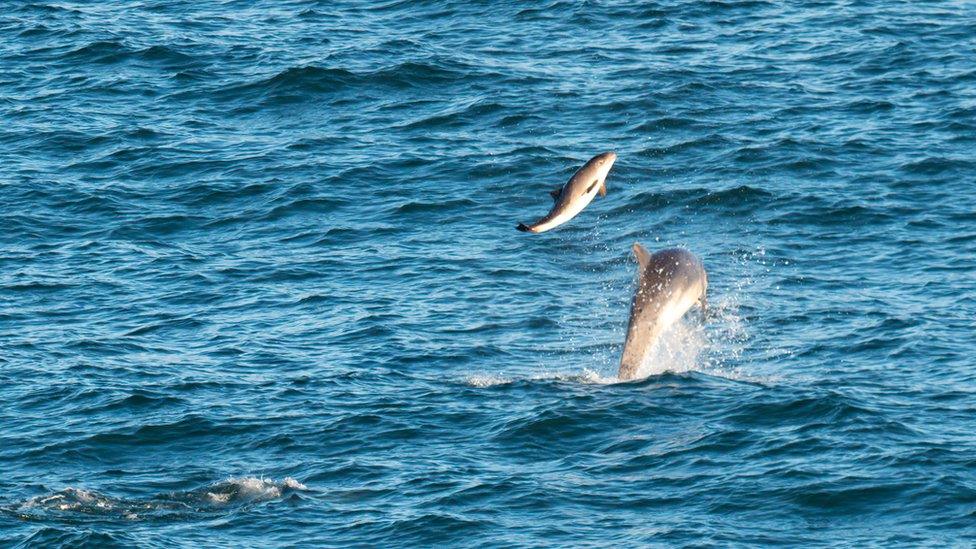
[
  {"xmin": 516, "ymin": 151, "xmax": 617, "ymax": 233},
  {"xmin": 618, "ymin": 244, "xmax": 708, "ymax": 381}
]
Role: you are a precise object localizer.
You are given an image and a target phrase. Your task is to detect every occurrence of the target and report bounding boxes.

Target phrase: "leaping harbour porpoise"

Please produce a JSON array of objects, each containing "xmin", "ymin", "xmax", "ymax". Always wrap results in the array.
[
  {"xmin": 516, "ymin": 151, "xmax": 616, "ymax": 233},
  {"xmin": 619, "ymin": 244, "xmax": 708, "ymax": 381}
]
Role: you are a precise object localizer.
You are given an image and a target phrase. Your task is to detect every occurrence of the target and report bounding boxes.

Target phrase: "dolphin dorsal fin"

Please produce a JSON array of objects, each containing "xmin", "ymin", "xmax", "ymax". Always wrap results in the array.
[
  {"xmin": 632, "ymin": 242, "xmax": 651, "ymax": 270},
  {"xmin": 549, "ymin": 187, "xmax": 562, "ymax": 200}
]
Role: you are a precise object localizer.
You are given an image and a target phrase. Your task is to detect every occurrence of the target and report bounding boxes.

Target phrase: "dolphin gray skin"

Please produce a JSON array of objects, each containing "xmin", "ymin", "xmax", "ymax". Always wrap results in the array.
[
  {"xmin": 618, "ymin": 244, "xmax": 707, "ymax": 381},
  {"xmin": 516, "ymin": 151, "xmax": 617, "ymax": 233}
]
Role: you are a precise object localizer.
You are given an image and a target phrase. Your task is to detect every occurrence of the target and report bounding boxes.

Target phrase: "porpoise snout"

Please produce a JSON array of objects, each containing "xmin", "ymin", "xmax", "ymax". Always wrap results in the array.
[{"xmin": 597, "ymin": 151, "xmax": 617, "ymax": 166}]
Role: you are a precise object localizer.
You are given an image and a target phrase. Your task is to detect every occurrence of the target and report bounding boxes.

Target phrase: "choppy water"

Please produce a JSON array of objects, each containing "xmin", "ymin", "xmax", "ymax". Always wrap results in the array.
[{"xmin": 2, "ymin": 1, "xmax": 976, "ymax": 546}]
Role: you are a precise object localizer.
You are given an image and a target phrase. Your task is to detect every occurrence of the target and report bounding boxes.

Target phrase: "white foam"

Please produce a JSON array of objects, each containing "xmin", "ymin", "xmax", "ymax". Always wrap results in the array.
[
  {"xmin": 465, "ymin": 368, "xmax": 621, "ymax": 387},
  {"xmin": 207, "ymin": 476, "xmax": 309, "ymax": 505},
  {"xmin": 235, "ymin": 477, "xmax": 283, "ymax": 500},
  {"xmin": 206, "ymin": 491, "xmax": 232, "ymax": 504},
  {"xmin": 465, "ymin": 373, "xmax": 511, "ymax": 387},
  {"xmin": 534, "ymin": 368, "xmax": 619, "ymax": 385},
  {"xmin": 11, "ymin": 476, "xmax": 310, "ymax": 518},
  {"xmin": 20, "ymin": 487, "xmax": 114, "ymax": 512}
]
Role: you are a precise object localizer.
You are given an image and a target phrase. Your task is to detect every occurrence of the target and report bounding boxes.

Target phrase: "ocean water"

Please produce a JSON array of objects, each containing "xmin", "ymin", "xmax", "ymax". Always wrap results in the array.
[{"xmin": 2, "ymin": 0, "xmax": 975, "ymax": 546}]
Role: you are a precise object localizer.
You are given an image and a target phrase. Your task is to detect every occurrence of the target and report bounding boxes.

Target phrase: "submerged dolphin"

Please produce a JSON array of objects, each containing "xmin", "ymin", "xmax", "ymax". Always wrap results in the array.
[
  {"xmin": 516, "ymin": 151, "xmax": 617, "ymax": 233},
  {"xmin": 618, "ymin": 244, "xmax": 707, "ymax": 381}
]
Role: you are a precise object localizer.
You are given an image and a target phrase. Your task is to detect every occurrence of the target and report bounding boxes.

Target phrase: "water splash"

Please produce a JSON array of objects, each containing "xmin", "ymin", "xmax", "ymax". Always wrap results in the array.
[
  {"xmin": 465, "ymin": 368, "xmax": 615, "ymax": 387},
  {"xmin": 464, "ymin": 285, "xmax": 767, "ymax": 386},
  {"xmin": 633, "ymin": 318, "xmax": 706, "ymax": 378}
]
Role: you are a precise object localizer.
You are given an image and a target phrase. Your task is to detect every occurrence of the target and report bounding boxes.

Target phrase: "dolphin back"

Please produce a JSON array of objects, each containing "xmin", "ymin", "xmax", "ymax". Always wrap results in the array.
[{"xmin": 618, "ymin": 247, "xmax": 707, "ymax": 380}]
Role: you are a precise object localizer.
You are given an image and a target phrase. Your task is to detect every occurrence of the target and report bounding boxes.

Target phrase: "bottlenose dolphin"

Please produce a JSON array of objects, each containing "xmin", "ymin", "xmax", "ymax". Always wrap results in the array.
[
  {"xmin": 516, "ymin": 151, "xmax": 617, "ymax": 233},
  {"xmin": 619, "ymin": 244, "xmax": 707, "ymax": 381}
]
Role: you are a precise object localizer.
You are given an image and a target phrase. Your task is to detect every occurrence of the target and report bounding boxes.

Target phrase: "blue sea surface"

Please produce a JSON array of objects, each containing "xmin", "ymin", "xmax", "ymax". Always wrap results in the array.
[{"xmin": 2, "ymin": 1, "xmax": 976, "ymax": 546}]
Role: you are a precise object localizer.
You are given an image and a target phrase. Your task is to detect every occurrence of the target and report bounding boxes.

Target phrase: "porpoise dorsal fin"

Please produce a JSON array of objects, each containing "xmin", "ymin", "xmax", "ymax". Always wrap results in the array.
[
  {"xmin": 550, "ymin": 187, "xmax": 562, "ymax": 200},
  {"xmin": 632, "ymin": 242, "xmax": 651, "ymax": 270},
  {"xmin": 599, "ymin": 181, "xmax": 607, "ymax": 197}
]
